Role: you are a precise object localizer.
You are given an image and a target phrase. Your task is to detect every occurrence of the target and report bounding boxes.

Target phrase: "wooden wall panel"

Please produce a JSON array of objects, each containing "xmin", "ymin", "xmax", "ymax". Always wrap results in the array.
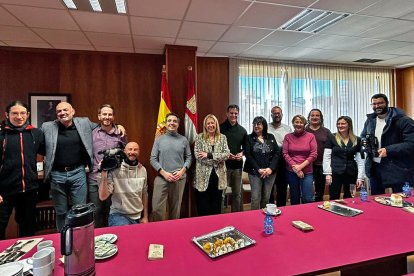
[
  {"xmin": 396, "ymin": 67, "xmax": 414, "ymax": 118},
  {"xmin": 196, "ymin": 57, "xmax": 230, "ymax": 129}
]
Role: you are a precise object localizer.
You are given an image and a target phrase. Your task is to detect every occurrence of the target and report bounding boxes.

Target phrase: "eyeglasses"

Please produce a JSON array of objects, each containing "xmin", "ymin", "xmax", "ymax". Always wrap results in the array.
[
  {"xmin": 9, "ymin": 111, "xmax": 28, "ymax": 117},
  {"xmin": 370, "ymin": 102, "xmax": 386, "ymax": 107}
]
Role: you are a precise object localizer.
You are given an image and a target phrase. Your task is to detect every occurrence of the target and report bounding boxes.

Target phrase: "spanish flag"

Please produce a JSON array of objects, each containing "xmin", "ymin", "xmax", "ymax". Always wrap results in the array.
[{"xmin": 155, "ymin": 65, "xmax": 172, "ymax": 138}]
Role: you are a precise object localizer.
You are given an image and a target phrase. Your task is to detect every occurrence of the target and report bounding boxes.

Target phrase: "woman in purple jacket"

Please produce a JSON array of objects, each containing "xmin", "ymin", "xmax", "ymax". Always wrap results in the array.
[{"xmin": 283, "ymin": 115, "xmax": 317, "ymax": 205}]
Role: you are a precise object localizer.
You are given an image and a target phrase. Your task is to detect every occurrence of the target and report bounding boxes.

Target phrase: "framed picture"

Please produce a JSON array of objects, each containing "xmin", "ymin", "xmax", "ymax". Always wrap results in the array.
[{"xmin": 29, "ymin": 93, "xmax": 71, "ymax": 127}]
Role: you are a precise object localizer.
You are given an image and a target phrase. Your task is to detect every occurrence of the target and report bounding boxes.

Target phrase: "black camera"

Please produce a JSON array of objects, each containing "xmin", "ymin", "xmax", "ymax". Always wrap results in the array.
[
  {"xmin": 99, "ymin": 148, "xmax": 127, "ymax": 171},
  {"xmin": 361, "ymin": 134, "xmax": 379, "ymax": 159}
]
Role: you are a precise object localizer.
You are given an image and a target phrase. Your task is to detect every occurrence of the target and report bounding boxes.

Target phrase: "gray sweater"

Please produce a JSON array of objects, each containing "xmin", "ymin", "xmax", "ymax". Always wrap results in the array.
[{"xmin": 150, "ymin": 131, "xmax": 192, "ymax": 176}]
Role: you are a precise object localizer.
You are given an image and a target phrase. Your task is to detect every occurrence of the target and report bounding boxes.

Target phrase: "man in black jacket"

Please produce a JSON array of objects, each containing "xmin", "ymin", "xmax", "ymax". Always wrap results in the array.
[
  {"xmin": 361, "ymin": 94, "xmax": 414, "ymax": 195},
  {"xmin": 0, "ymin": 101, "xmax": 44, "ymax": 240}
]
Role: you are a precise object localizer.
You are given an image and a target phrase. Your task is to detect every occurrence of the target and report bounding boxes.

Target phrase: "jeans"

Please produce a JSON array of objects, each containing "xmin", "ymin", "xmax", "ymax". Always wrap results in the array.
[
  {"xmin": 88, "ymin": 179, "xmax": 111, "ymax": 228},
  {"xmin": 226, "ymin": 169, "xmax": 243, "ymax": 212},
  {"xmin": 108, "ymin": 213, "xmax": 139, "ymax": 227},
  {"xmin": 152, "ymin": 176, "xmax": 186, "ymax": 221},
  {"xmin": 50, "ymin": 166, "xmax": 87, "ymax": 231},
  {"xmin": 287, "ymin": 171, "xmax": 314, "ymax": 205},
  {"xmin": 0, "ymin": 190, "xmax": 37, "ymax": 240},
  {"xmin": 368, "ymin": 162, "xmax": 386, "ymax": 195},
  {"xmin": 249, "ymin": 173, "xmax": 277, "ymax": 210}
]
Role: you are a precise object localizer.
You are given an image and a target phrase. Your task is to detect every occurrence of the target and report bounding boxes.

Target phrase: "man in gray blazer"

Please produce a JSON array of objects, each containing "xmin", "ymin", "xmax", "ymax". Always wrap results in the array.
[{"xmin": 42, "ymin": 102, "xmax": 96, "ymax": 231}]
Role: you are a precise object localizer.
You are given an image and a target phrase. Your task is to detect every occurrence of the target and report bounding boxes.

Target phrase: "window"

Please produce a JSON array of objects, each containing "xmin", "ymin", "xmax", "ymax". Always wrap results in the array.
[{"xmin": 230, "ymin": 59, "xmax": 393, "ymax": 134}]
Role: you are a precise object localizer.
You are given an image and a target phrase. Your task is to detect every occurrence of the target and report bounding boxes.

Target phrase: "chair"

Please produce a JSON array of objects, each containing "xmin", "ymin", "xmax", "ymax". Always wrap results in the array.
[{"xmin": 35, "ymin": 200, "xmax": 57, "ymax": 235}]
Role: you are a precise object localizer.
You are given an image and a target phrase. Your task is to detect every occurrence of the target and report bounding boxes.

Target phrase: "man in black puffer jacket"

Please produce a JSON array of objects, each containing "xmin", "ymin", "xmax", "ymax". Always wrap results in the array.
[
  {"xmin": 361, "ymin": 93, "xmax": 414, "ymax": 195},
  {"xmin": 0, "ymin": 101, "xmax": 44, "ymax": 239}
]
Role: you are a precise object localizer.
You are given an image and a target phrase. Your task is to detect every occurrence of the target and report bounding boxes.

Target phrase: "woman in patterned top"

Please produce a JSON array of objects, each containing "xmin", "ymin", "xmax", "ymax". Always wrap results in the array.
[{"xmin": 194, "ymin": 114, "xmax": 230, "ymax": 216}]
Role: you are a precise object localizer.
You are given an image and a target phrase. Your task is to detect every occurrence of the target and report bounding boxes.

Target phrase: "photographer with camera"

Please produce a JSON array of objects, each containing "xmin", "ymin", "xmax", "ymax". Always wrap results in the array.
[
  {"xmin": 361, "ymin": 93, "xmax": 414, "ymax": 195},
  {"xmin": 99, "ymin": 142, "xmax": 148, "ymax": 226}
]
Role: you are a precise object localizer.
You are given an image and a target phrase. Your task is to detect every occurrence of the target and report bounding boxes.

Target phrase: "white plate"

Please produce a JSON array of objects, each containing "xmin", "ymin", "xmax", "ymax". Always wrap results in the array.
[
  {"xmin": 262, "ymin": 208, "xmax": 281, "ymax": 216},
  {"xmin": 0, "ymin": 262, "xmax": 24, "ymax": 276},
  {"xmin": 95, "ymin": 244, "xmax": 118, "ymax": 260},
  {"xmin": 95, "ymin": 234, "xmax": 117, "ymax": 244}
]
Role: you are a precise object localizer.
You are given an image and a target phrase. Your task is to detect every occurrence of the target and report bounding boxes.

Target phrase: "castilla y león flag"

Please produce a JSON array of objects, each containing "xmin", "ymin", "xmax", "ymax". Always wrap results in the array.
[
  {"xmin": 155, "ymin": 66, "xmax": 172, "ymax": 138},
  {"xmin": 185, "ymin": 66, "xmax": 198, "ymax": 144}
]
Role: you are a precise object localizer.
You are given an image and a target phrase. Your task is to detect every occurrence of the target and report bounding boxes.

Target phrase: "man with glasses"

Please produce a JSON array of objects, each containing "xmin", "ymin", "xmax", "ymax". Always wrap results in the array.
[
  {"xmin": 0, "ymin": 101, "xmax": 44, "ymax": 239},
  {"xmin": 267, "ymin": 106, "xmax": 291, "ymax": 206},
  {"xmin": 361, "ymin": 93, "xmax": 414, "ymax": 194},
  {"xmin": 220, "ymin": 104, "xmax": 247, "ymax": 212}
]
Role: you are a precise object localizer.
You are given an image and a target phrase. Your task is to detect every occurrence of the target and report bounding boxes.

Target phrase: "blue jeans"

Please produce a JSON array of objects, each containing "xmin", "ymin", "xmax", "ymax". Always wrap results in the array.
[
  {"xmin": 287, "ymin": 171, "xmax": 314, "ymax": 205},
  {"xmin": 50, "ymin": 166, "xmax": 87, "ymax": 231},
  {"xmin": 249, "ymin": 173, "xmax": 277, "ymax": 210},
  {"xmin": 108, "ymin": 213, "xmax": 139, "ymax": 226}
]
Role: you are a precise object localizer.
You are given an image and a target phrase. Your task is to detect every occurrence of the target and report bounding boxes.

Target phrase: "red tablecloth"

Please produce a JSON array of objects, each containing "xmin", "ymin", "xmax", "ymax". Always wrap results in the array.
[{"xmin": 1, "ymin": 196, "xmax": 413, "ymax": 275}]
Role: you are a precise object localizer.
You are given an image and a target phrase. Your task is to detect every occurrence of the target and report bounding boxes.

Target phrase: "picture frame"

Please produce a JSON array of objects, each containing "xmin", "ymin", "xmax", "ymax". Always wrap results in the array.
[{"xmin": 28, "ymin": 93, "xmax": 71, "ymax": 127}]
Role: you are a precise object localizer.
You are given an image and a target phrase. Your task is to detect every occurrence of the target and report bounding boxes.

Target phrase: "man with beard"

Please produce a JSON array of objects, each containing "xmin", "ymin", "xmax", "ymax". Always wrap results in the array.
[
  {"xmin": 0, "ymin": 101, "xmax": 44, "ymax": 239},
  {"xmin": 220, "ymin": 104, "xmax": 247, "ymax": 212},
  {"xmin": 361, "ymin": 93, "xmax": 414, "ymax": 194},
  {"xmin": 267, "ymin": 106, "xmax": 291, "ymax": 206},
  {"xmin": 99, "ymin": 142, "xmax": 148, "ymax": 226},
  {"xmin": 89, "ymin": 104, "xmax": 127, "ymax": 228}
]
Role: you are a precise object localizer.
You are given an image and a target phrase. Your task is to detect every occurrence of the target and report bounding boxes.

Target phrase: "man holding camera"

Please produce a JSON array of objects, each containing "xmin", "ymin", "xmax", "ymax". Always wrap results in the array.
[
  {"xmin": 89, "ymin": 104, "xmax": 127, "ymax": 228},
  {"xmin": 361, "ymin": 93, "xmax": 414, "ymax": 195},
  {"xmin": 99, "ymin": 142, "xmax": 148, "ymax": 226}
]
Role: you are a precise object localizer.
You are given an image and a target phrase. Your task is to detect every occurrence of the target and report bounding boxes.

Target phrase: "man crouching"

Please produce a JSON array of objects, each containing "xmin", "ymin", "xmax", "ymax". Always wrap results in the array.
[{"xmin": 99, "ymin": 142, "xmax": 148, "ymax": 226}]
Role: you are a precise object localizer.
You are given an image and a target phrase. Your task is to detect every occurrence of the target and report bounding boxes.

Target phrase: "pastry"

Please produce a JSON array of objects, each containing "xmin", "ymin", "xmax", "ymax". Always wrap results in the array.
[
  {"xmin": 390, "ymin": 193, "xmax": 403, "ymax": 206},
  {"xmin": 323, "ymin": 201, "xmax": 331, "ymax": 209}
]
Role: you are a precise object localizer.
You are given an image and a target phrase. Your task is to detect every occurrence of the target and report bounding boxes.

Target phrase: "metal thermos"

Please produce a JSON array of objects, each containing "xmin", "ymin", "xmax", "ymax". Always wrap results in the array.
[{"xmin": 61, "ymin": 203, "xmax": 95, "ymax": 276}]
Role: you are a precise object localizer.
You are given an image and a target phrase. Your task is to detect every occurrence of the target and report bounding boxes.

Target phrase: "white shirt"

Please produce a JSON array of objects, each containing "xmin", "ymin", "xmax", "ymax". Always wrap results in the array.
[
  {"xmin": 268, "ymin": 123, "xmax": 292, "ymax": 147},
  {"xmin": 374, "ymin": 117, "xmax": 386, "ymax": 163}
]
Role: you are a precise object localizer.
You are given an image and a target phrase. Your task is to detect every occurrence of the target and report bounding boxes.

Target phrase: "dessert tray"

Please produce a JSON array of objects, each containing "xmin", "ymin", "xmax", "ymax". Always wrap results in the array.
[
  {"xmin": 374, "ymin": 196, "xmax": 413, "ymax": 208},
  {"xmin": 192, "ymin": 226, "xmax": 256, "ymax": 259},
  {"xmin": 318, "ymin": 201, "xmax": 363, "ymax": 217}
]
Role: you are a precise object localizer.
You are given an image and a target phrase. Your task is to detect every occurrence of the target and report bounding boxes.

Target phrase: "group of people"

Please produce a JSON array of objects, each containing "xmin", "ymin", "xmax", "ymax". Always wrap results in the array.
[{"xmin": 0, "ymin": 93, "xmax": 413, "ymax": 240}]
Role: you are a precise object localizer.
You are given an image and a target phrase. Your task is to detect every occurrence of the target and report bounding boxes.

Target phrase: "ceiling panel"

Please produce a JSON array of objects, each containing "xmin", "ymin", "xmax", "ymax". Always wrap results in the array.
[
  {"xmin": 259, "ymin": 30, "xmax": 312, "ymax": 46},
  {"xmin": 390, "ymin": 30, "xmax": 414, "ymax": 43},
  {"xmin": 94, "ymin": 45, "xmax": 134, "ymax": 53},
  {"xmin": 358, "ymin": 0, "xmax": 414, "ymax": 18},
  {"xmin": 243, "ymin": 44, "xmax": 285, "ymax": 57},
  {"xmin": 209, "ymin": 42, "xmax": 252, "ymax": 55},
  {"xmin": 329, "ymin": 51, "xmax": 397, "ymax": 62},
  {"xmin": 0, "ymin": 25, "xmax": 44, "ymax": 42},
  {"xmin": 175, "ymin": 38, "xmax": 215, "ymax": 52},
  {"xmin": 178, "ymin": 21, "xmax": 228, "ymax": 40},
  {"xmin": 320, "ymin": 15, "xmax": 389, "ymax": 36},
  {"xmin": 310, "ymin": 0, "xmax": 379, "ymax": 13},
  {"xmin": 3, "ymin": 5, "xmax": 78, "ymax": 30},
  {"xmin": 51, "ymin": 43, "xmax": 94, "ymax": 51},
  {"xmin": 360, "ymin": 40, "xmax": 412, "ymax": 53},
  {"xmin": 130, "ymin": 17, "xmax": 180, "ymax": 37},
  {"xmin": 0, "ymin": 6, "xmax": 24, "ymax": 26},
  {"xmin": 220, "ymin": 26, "xmax": 272, "ymax": 43},
  {"xmin": 359, "ymin": 19, "xmax": 414, "ymax": 39},
  {"xmin": 4, "ymin": 40, "xmax": 51, "ymax": 48},
  {"xmin": 257, "ymin": 0, "xmax": 316, "ymax": 7},
  {"xmin": 86, "ymin": 32, "xmax": 133, "ymax": 48},
  {"xmin": 127, "ymin": 0, "xmax": 189, "ymax": 20},
  {"xmin": 71, "ymin": 11, "xmax": 129, "ymax": 34},
  {"xmin": 185, "ymin": 0, "xmax": 250, "ymax": 24},
  {"xmin": 236, "ymin": 2, "xmax": 302, "ymax": 29},
  {"xmin": 34, "ymin": 28, "xmax": 90, "ymax": 45},
  {"xmin": 0, "ymin": 0, "xmax": 65, "ymax": 9},
  {"xmin": 133, "ymin": 36, "xmax": 174, "ymax": 50},
  {"xmin": 296, "ymin": 34, "xmax": 380, "ymax": 51}
]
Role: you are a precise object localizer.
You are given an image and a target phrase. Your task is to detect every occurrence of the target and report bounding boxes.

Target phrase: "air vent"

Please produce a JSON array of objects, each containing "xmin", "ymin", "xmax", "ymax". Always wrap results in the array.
[
  {"xmin": 353, "ymin": 59, "xmax": 383, "ymax": 63},
  {"xmin": 280, "ymin": 9, "xmax": 349, "ymax": 33}
]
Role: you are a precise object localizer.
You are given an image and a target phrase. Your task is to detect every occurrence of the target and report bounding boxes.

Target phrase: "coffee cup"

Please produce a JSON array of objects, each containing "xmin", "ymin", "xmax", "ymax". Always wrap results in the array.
[
  {"xmin": 31, "ymin": 261, "xmax": 53, "ymax": 276},
  {"xmin": 28, "ymin": 248, "xmax": 53, "ymax": 269},
  {"xmin": 266, "ymin": 203, "xmax": 277, "ymax": 214},
  {"xmin": 37, "ymin": 240, "xmax": 53, "ymax": 251}
]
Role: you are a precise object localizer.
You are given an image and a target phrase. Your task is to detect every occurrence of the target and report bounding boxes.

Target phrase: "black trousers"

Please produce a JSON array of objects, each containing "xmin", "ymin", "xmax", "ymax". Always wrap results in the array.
[
  {"xmin": 329, "ymin": 172, "xmax": 356, "ymax": 200},
  {"xmin": 313, "ymin": 165, "xmax": 326, "ymax": 202},
  {"xmin": 195, "ymin": 170, "xmax": 222, "ymax": 216},
  {"xmin": 269, "ymin": 157, "xmax": 288, "ymax": 206},
  {"xmin": 0, "ymin": 189, "xmax": 38, "ymax": 240}
]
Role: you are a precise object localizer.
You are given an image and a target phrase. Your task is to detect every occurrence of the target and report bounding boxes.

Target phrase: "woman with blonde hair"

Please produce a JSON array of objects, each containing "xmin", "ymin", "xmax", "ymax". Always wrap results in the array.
[
  {"xmin": 194, "ymin": 114, "xmax": 230, "ymax": 216},
  {"xmin": 323, "ymin": 116, "xmax": 365, "ymax": 200}
]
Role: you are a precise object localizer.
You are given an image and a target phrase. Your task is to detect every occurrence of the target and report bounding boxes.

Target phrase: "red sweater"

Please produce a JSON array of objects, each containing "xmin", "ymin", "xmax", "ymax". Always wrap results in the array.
[{"xmin": 282, "ymin": 131, "xmax": 317, "ymax": 174}]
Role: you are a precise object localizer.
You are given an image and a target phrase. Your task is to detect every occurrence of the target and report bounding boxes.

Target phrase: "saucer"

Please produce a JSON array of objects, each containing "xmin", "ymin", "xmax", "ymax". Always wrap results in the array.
[
  {"xmin": 95, "ymin": 244, "xmax": 118, "ymax": 260},
  {"xmin": 262, "ymin": 208, "xmax": 281, "ymax": 216},
  {"xmin": 95, "ymin": 234, "xmax": 117, "ymax": 244}
]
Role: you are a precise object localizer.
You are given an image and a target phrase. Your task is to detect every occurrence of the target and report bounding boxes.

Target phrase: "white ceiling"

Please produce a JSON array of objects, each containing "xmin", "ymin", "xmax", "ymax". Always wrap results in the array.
[{"xmin": 1, "ymin": 0, "xmax": 414, "ymax": 67}]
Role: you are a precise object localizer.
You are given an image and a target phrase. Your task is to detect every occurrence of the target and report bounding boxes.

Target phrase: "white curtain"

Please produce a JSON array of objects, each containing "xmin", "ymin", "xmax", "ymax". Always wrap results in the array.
[{"xmin": 229, "ymin": 58, "xmax": 393, "ymax": 135}]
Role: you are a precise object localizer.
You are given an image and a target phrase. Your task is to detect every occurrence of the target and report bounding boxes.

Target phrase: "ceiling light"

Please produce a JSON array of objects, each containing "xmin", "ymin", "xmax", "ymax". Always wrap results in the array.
[
  {"xmin": 280, "ymin": 9, "xmax": 349, "ymax": 33},
  {"xmin": 61, "ymin": 0, "xmax": 127, "ymax": 14}
]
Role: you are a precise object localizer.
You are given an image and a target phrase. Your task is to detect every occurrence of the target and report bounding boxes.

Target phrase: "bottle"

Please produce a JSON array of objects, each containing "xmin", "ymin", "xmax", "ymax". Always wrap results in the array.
[
  {"xmin": 360, "ymin": 185, "xmax": 368, "ymax": 202},
  {"xmin": 264, "ymin": 213, "xmax": 274, "ymax": 235},
  {"xmin": 403, "ymin": 182, "xmax": 411, "ymax": 197}
]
